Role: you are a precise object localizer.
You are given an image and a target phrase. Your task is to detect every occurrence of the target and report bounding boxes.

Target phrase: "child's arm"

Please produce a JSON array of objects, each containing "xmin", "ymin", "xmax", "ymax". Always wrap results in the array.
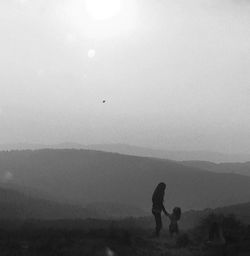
[{"xmin": 165, "ymin": 212, "xmax": 171, "ymax": 218}]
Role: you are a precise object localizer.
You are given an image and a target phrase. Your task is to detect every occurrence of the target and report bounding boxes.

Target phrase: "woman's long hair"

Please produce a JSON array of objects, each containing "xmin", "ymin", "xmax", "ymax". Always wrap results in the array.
[{"xmin": 152, "ymin": 182, "xmax": 166, "ymax": 202}]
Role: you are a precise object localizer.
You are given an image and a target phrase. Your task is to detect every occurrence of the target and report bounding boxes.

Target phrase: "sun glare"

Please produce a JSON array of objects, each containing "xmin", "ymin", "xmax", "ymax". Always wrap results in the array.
[
  {"xmin": 62, "ymin": 0, "xmax": 137, "ymax": 39},
  {"xmin": 86, "ymin": 0, "xmax": 122, "ymax": 21}
]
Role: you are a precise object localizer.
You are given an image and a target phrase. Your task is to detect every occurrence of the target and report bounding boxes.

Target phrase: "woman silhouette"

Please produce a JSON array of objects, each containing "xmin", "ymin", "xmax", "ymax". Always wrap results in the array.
[{"xmin": 152, "ymin": 182, "xmax": 168, "ymax": 237}]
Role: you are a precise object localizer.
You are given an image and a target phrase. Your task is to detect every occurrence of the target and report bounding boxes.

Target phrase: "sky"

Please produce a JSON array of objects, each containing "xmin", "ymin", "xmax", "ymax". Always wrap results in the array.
[{"xmin": 0, "ymin": 0, "xmax": 250, "ymax": 153}]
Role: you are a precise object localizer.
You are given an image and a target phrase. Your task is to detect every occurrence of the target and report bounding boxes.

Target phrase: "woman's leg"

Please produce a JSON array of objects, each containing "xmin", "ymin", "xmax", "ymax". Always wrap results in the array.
[{"xmin": 153, "ymin": 212, "xmax": 162, "ymax": 237}]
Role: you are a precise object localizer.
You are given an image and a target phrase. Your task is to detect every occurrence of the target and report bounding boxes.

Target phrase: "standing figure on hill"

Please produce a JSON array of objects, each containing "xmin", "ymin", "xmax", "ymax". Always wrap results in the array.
[
  {"xmin": 152, "ymin": 182, "xmax": 168, "ymax": 237},
  {"xmin": 166, "ymin": 207, "xmax": 182, "ymax": 238}
]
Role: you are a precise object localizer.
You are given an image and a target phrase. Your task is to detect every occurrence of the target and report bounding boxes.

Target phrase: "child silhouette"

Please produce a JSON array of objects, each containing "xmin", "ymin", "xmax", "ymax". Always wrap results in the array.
[{"xmin": 166, "ymin": 207, "xmax": 181, "ymax": 237}]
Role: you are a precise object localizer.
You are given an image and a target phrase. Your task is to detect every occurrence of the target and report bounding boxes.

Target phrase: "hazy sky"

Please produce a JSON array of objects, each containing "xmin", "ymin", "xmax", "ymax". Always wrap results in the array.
[{"xmin": 0, "ymin": 0, "xmax": 250, "ymax": 153}]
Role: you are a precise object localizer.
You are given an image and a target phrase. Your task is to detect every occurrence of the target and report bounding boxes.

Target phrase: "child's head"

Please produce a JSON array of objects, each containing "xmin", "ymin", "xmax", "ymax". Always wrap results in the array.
[{"xmin": 172, "ymin": 207, "xmax": 181, "ymax": 220}]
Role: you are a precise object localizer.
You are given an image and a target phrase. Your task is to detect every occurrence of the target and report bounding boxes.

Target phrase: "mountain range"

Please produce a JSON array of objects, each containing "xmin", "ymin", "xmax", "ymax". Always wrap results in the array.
[
  {"xmin": 1, "ymin": 143, "xmax": 250, "ymax": 163},
  {"xmin": 86, "ymin": 144, "xmax": 250, "ymax": 163},
  {"xmin": 181, "ymin": 160, "xmax": 250, "ymax": 176},
  {"xmin": 1, "ymin": 149, "xmax": 250, "ymax": 214}
]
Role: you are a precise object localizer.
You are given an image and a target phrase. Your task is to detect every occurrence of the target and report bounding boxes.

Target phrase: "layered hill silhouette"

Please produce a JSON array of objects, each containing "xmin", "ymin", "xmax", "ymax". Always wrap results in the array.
[
  {"xmin": 0, "ymin": 186, "xmax": 96, "ymax": 220},
  {"xmin": 1, "ymin": 149, "xmax": 250, "ymax": 214},
  {"xmin": 86, "ymin": 143, "xmax": 250, "ymax": 163},
  {"xmin": 1, "ymin": 143, "xmax": 250, "ymax": 162},
  {"xmin": 181, "ymin": 160, "xmax": 250, "ymax": 176}
]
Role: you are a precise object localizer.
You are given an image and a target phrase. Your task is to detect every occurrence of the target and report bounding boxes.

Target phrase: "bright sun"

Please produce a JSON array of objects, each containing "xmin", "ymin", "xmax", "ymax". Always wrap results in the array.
[{"xmin": 86, "ymin": 0, "xmax": 122, "ymax": 21}]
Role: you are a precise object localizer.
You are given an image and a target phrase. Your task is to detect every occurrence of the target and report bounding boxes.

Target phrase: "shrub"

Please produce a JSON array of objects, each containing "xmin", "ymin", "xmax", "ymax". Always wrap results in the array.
[{"xmin": 193, "ymin": 213, "xmax": 245, "ymax": 244}]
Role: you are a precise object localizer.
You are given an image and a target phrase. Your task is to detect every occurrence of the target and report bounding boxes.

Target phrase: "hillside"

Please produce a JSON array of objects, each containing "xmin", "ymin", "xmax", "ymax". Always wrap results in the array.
[
  {"xmin": 85, "ymin": 202, "xmax": 147, "ymax": 218},
  {"xmin": 180, "ymin": 201, "xmax": 250, "ymax": 231},
  {"xmin": 1, "ymin": 149, "xmax": 250, "ymax": 213},
  {"xmin": 0, "ymin": 186, "xmax": 95, "ymax": 220},
  {"xmin": 0, "ymin": 202, "xmax": 250, "ymax": 255},
  {"xmin": 182, "ymin": 161, "xmax": 250, "ymax": 176},
  {"xmin": 86, "ymin": 144, "xmax": 250, "ymax": 163}
]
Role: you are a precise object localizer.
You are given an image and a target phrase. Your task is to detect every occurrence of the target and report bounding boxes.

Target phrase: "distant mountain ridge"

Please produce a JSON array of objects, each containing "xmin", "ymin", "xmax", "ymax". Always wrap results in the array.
[
  {"xmin": 181, "ymin": 161, "xmax": 250, "ymax": 176},
  {"xmin": 86, "ymin": 144, "xmax": 250, "ymax": 163},
  {"xmin": 1, "ymin": 149, "xmax": 250, "ymax": 213},
  {"xmin": 1, "ymin": 143, "xmax": 250, "ymax": 163},
  {"xmin": 0, "ymin": 142, "xmax": 84, "ymax": 151}
]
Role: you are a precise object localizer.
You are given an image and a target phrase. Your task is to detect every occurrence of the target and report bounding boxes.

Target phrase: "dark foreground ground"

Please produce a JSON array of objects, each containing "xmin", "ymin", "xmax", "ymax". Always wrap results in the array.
[{"xmin": 0, "ymin": 216, "xmax": 249, "ymax": 256}]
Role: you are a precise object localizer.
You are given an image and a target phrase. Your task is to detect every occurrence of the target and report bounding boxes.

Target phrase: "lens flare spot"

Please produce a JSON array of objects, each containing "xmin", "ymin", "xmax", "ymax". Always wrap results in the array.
[{"xmin": 88, "ymin": 49, "xmax": 96, "ymax": 59}]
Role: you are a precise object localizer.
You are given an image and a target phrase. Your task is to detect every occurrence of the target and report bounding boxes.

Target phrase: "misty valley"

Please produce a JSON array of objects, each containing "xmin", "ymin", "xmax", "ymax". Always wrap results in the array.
[{"xmin": 0, "ymin": 148, "xmax": 250, "ymax": 255}]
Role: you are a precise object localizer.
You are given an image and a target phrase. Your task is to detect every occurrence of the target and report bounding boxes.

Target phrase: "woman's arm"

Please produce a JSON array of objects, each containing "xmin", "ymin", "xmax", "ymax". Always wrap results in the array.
[{"xmin": 162, "ymin": 204, "xmax": 170, "ymax": 216}]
